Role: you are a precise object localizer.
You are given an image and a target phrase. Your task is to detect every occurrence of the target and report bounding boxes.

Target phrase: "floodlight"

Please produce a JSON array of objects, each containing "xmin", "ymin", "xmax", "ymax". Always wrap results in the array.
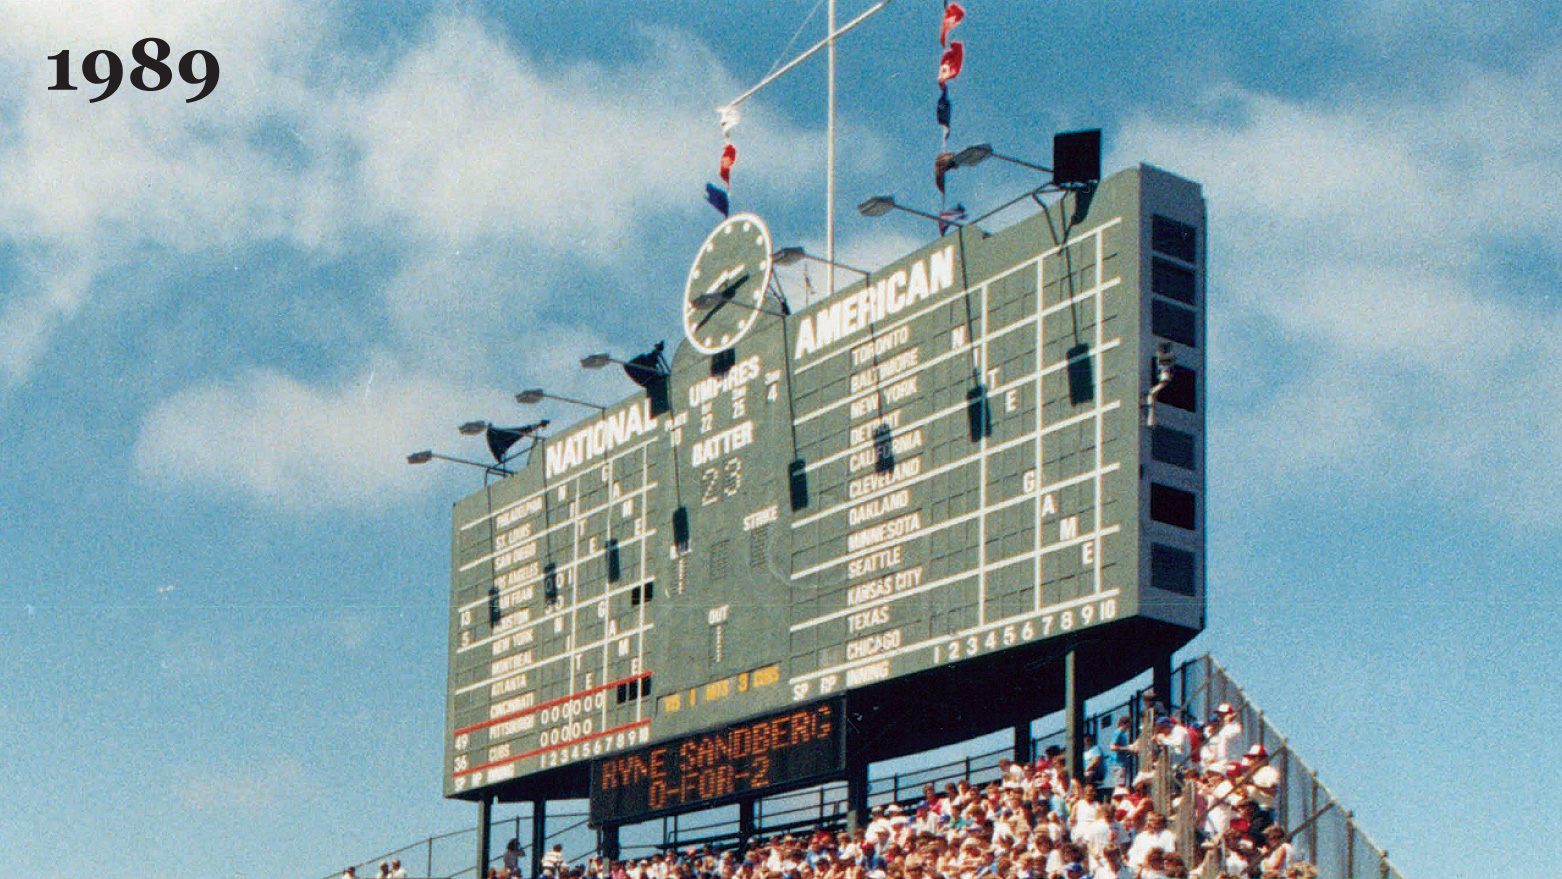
[
  {"xmin": 951, "ymin": 143, "xmax": 994, "ymax": 168},
  {"xmin": 458, "ymin": 420, "xmax": 488, "ymax": 436},
  {"xmin": 580, "ymin": 353, "xmax": 613, "ymax": 370},
  {"xmin": 858, "ymin": 196, "xmax": 961, "ymax": 227},
  {"xmin": 622, "ymin": 342, "xmax": 670, "ymax": 390},
  {"xmin": 858, "ymin": 195, "xmax": 896, "ymax": 217},
  {"xmin": 404, "ymin": 449, "xmax": 512, "ymax": 475},
  {"xmin": 770, "ymin": 246, "xmax": 870, "ymax": 278},
  {"xmin": 771, "ymin": 246, "xmax": 806, "ymax": 266},
  {"xmin": 516, "ymin": 389, "xmax": 606, "ymax": 412}
]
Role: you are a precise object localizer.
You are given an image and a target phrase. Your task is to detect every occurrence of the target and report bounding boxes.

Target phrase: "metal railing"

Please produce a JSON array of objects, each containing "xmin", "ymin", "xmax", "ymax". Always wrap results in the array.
[
  {"xmin": 1180, "ymin": 656, "xmax": 1403, "ymax": 879},
  {"xmin": 327, "ymin": 654, "xmax": 1402, "ymax": 879}
]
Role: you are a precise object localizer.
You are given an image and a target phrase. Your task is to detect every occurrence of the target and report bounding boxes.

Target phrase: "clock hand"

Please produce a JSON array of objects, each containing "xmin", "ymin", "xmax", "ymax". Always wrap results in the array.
[
  {"xmin": 694, "ymin": 294, "xmax": 732, "ymax": 330},
  {"xmin": 704, "ymin": 265, "xmax": 743, "ymax": 298}
]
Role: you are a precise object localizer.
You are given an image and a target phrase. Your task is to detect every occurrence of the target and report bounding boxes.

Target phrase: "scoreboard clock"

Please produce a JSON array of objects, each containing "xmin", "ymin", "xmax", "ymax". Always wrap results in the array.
[
  {"xmin": 682, "ymin": 213, "xmax": 776, "ymax": 355},
  {"xmin": 440, "ymin": 165, "xmax": 1208, "ymax": 822}
]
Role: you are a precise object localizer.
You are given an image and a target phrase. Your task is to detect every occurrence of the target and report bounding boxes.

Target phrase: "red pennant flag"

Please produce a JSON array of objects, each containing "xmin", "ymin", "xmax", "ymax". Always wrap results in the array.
[
  {"xmin": 719, "ymin": 143, "xmax": 737, "ymax": 185},
  {"xmin": 938, "ymin": 42, "xmax": 964, "ymax": 85},
  {"xmin": 940, "ymin": 3, "xmax": 966, "ymax": 47},
  {"xmin": 934, "ymin": 152, "xmax": 956, "ymax": 194}
]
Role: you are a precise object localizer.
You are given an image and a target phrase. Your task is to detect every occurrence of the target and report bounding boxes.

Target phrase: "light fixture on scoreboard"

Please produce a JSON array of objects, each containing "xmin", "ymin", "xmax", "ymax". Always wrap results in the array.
[
  {"xmin": 582, "ymin": 343, "xmax": 673, "ymax": 414},
  {"xmin": 580, "ymin": 346, "xmax": 671, "ymax": 382},
  {"xmin": 1143, "ymin": 342, "xmax": 1177, "ymax": 428},
  {"xmin": 949, "ymin": 130, "xmax": 1102, "ymax": 191},
  {"xmin": 856, "ymin": 195, "xmax": 961, "ymax": 227},
  {"xmin": 454, "ymin": 419, "xmax": 551, "ymax": 465},
  {"xmin": 771, "ymin": 246, "xmax": 870, "ymax": 309},
  {"xmin": 515, "ymin": 388, "xmax": 608, "ymax": 412},
  {"xmin": 404, "ymin": 449, "xmax": 513, "ymax": 477},
  {"xmin": 770, "ymin": 246, "xmax": 869, "ymax": 278}
]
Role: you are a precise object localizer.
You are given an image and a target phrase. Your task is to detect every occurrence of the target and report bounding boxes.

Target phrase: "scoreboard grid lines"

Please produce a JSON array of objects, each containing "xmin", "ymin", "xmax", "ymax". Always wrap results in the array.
[
  {"xmin": 1091, "ymin": 228, "xmax": 1108, "ymax": 598},
  {"xmin": 784, "ymin": 362, "xmax": 1116, "ymax": 527},
  {"xmin": 789, "ymin": 216, "xmax": 1123, "ymax": 379},
  {"xmin": 788, "ymin": 518, "xmax": 1124, "ymax": 633},
  {"xmin": 976, "ymin": 276, "xmax": 991, "ymax": 627},
  {"xmin": 784, "ymin": 274, "xmax": 1121, "ymax": 433},
  {"xmin": 455, "ymin": 476, "xmax": 659, "ymax": 576},
  {"xmin": 785, "ymin": 588, "xmax": 1123, "ymax": 685},
  {"xmin": 455, "ymin": 434, "xmax": 664, "ymax": 533},
  {"xmin": 444, "ymin": 168, "xmax": 1207, "ymax": 807},
  {"xmin": 452, "ymin": 620, "xmax": 655, "ymax": 695}
]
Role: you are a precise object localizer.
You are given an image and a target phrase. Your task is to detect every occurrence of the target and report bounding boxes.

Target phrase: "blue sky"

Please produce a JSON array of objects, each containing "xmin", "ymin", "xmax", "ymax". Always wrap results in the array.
[{"xmin": 1, "ymin": 2, "xmax": 1559, "ymax": 877}]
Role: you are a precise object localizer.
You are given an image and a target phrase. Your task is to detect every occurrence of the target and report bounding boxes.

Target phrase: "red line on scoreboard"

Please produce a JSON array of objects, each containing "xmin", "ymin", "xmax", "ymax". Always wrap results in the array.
[
  {"xmin": 452, "ymin": 718, "xmax": 653, "ymax": 778},
  {"xmin": 453, "ymin": 671, "xmax": 653, "ymax": 737}
]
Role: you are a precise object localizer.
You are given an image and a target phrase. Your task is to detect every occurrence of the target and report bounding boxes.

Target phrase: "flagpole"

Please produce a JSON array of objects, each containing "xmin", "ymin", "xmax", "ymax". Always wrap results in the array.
[
  {"xmin": 827, "ymin": 0, "xmax": 837, "ymax": 298},
  {"xmin": 720, "ymin": 1, "xmax": 895, "ymax": 302}
]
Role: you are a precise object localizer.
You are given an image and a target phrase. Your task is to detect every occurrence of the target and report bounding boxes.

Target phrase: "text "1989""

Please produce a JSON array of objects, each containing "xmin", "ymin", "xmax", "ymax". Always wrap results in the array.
[{"xmin": 48, "ymin": 39, "xmax": 218, "ymax": 103}]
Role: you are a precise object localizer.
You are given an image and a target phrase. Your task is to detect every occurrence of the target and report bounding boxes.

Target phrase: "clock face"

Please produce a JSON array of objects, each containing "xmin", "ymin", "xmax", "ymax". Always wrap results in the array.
[{"xmin": 682, "ymin": 213, "xmax": 774, "ymax": 356}]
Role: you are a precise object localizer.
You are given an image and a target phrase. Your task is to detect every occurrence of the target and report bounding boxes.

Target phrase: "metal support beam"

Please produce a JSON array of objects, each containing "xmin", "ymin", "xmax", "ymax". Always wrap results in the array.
[
  {"xmin": 1153, "ymin": 656, "xmax": 1173, "ymax": 715},
  {"xmin": 531, "ymin": 799, "xmax": 547, "ymax": 879},
  {"xmin": 739, "ymin": 798, "xmax": 758, "ymax": 854},
  {"xmin": 1064, "ymin": 646, "xmax": 1085, "ymax": 781},
  {"xmin": 845, "ymin": 759, "xmax": 870, "ymax": 832},
  {"xmin": 1012, "ymin": 721, "xmax": 1032, "ymax": 764},
  {"xmin": 476, "ymin": 795, "xmax": 494, "ymax": 879},
  {"xmin": 600, "ymin": 824, "xmax": 620, "ymax": 861}
]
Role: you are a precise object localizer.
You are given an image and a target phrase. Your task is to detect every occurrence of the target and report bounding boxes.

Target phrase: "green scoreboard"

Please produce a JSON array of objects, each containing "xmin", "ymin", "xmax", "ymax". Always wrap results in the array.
[{"xmin": 441, "ymin": 165, "xmax": 1207, "ymax": 821}]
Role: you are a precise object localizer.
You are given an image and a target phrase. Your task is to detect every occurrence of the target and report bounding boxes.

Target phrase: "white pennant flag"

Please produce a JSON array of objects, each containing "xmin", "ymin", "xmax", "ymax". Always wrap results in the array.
[{"xmin": 719, "ymin": 105, "xmax": 742, "ymax": 137}]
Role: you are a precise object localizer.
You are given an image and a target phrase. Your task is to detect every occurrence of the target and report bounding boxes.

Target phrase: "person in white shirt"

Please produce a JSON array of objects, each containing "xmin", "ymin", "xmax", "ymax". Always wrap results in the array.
[
  {"xmin": 1205, "ymin": 705, "xmax": 1242, "ymax": 772},
  {"xmin": 1092, "ymin": 846, "xmax": 1132, "ymax": 879},
  {"xmin": 1126, "ymin": 813, "xmax": 1175, "ymax": 870},
  {"xmin": 1258, "ymin": 826, "xmax": 1297, "ymax": 877},
  {"xmin": 390, "ymin": 860, "xmax": 408, "ymax": 879},
  {"xmin": 543, "ymin": 845, "xmax": 566, "ymax": 876},
  {"xmin": 1152, "ymin": 717, "xmax": 1190, "ymax": 767},
  {"xmin": 1069, "ymin": 784, "xmax": 1102, "ymax": 837},
  {"xmin": 1243, "ymin": 747, "xmax": 1281, "ymax": 812}
]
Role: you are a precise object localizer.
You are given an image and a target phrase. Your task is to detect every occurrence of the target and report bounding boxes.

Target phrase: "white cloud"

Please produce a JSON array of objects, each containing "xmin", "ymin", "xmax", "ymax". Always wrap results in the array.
[
  {"xmin": 178, "ymin": 755, "xmax": 312, "ymax": 812},
  {"xmin": 0, "ymin": 0, "xmax": 349, "ymax": 389},
  {"xmin": 1114, "ymin": 49, "xmax": 1562, "ymax": 523},
  {"xmin": 131, "ymin": 359, "xmax": 507, "ymax": 511},
  {"xmin": 351, "ymin": 17, "xmax": 820, "ymax": 255}
]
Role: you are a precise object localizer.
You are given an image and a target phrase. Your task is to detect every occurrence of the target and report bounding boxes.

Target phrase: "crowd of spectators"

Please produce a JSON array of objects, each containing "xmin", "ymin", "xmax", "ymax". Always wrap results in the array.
[{"xmin": 460, "ymin": 699, "xmax": 1315, "ymax": 879}]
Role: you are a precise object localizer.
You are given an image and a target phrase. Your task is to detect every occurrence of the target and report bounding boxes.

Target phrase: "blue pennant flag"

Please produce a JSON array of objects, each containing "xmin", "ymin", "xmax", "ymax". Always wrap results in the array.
[
  {"xmin": 705, "ymin": 183, "xmax": 730, "ymax": 217},
  {"xmin": 938, "ymin": 203, "xmax": 967, "ymax": 235},
  {"xmin": 936, "ymin": 86, "xmax": 951, "ymax": 132}
]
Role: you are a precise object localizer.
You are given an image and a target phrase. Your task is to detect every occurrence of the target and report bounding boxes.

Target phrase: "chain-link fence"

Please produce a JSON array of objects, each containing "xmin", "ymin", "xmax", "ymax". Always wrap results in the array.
[{"xmin": 1176, "ymin": 656, "xmax": 1402, "ymax": 879}]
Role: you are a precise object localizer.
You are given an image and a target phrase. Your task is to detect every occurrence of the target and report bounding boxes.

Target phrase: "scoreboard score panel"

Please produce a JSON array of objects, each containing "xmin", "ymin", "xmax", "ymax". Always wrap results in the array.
[{"xmin": 442, "ymin": 164, "xmax": 1206, "ymax": 811}]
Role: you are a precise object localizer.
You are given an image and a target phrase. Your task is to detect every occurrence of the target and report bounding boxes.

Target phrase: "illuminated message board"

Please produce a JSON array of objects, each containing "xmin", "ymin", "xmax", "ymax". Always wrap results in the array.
[
  {"xmin": 442, "ymin": 165, "xmax": 1207, "ymax": 808},
  {"xmin": 591, "ymin": 699, "xmax": 844, "ymax": 822}
]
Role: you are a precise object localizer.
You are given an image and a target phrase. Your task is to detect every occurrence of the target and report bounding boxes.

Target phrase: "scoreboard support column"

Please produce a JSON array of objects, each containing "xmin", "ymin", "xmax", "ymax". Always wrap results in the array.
[
  {"xmin": 531, "ymin": 799, "xmax": 546, "ymax": 879},
  {"xmin": 1153, "ymin": 657, "xmax": 1173, "ymax": 715},
  {"xmin": 1064, "ymin": 647, "xmax": 1084, "ymax": 783},
  {"xmin": 599, "ymin": 824, "xmax": 620, "ymax": 861},
  {"xmin": 476, "ymin": 794, "xmax": 493, "ymax": 879},
  {"xmin": 1012, "ymin": 722, "xmax": 1033, "ymax": 764},
  {"xmin": 845, "ymin": 757, "xmax": 870, "ymax": 831},
  {"xmin": 739, "ymin": 799, "xmax": 757, "ymax": 853}
]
